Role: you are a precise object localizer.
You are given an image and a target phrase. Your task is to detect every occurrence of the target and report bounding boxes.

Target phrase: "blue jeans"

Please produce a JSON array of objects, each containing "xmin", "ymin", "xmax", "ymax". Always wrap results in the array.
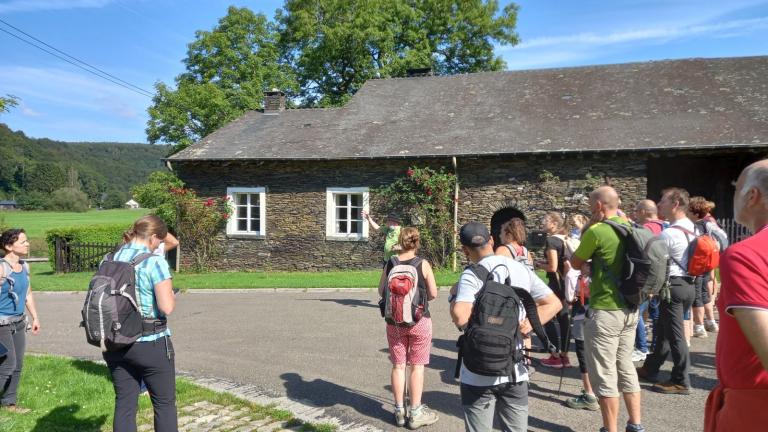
[{"xmin": 635, "ymin": 299, "xmax": 661, "ymax": 353}]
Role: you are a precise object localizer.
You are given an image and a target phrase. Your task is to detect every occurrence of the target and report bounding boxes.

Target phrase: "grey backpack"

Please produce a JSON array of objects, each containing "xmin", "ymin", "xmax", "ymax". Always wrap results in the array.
[
  {"xmin": 0, "ymin": 259, "xmax": 29, "ymax": 323},
  {"xmin": 602, "ymin": 220, "xmax": 670, "ymax": 309},
  {"xmin": 81, "ymin": 250, "xmax": 165, "ymax": 351}
]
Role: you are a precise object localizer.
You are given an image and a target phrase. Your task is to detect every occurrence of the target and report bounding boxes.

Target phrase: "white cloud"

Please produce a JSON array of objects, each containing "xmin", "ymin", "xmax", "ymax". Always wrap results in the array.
[
  {"xmin": 20, "ymin": 104, "xmax": 42, "ymax": 117},
  {"xmin": 0, "ymin": 0, "xmax": 115, "ymax": 13},
  {"xmin": 510, "ymin": 17, "xmax": 768, "ymax": 51}
]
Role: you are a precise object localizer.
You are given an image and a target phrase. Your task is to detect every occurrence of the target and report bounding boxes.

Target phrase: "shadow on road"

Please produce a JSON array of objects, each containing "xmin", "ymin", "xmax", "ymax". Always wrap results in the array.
[
  {"xmin": 281, "ymin": 372, "xmax": 390, "ymax": 422},
  {"xmin": 691, "ymin": 351, "xmax": 716, "ymax": 370},
  {"xmin": 31, "ymin": 404, "xmax": 108, "ymax": 432},
  {"xmin": 303, "ymin": 298, "xmax": 380, "ymax": 309}
]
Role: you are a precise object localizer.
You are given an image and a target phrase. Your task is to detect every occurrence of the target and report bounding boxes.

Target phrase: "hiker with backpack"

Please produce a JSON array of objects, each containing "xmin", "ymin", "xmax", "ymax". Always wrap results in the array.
[
  {"xmin": 95, "ymin": 215, "xmax": 177, "ymax": 432},
  {"xmin": 450, "ymin": 222, "xmax": 561, "ymax": 432},
  {"xmin": 0, "ymin": 228, "xmax": 40, "ymax": 413},
  {"xmin": 688, "ymin": 196, "xmax": 727, "ymax": 339},
  {"xmin": 378, "ymin": 227, "xmax": 438, "ymax": 429},
  {"xmin": 568, "ymin": 186, "xmax": 646, "ymax": 432},
  {"xmin": 565, "ymin": 261, "xmax": 600, "ymax": 411},
  {"xmin": 495, "ymin": 218, "xmax": 534, "ymax": 270},
  {"xmin": 536, "ymin": 212, "xmax": 574, "ymax": 369},
  {"xmin": 637, "ymin": 188, "xmax": 702, "ymax": 396},
  {"xmin": 704, "ymin": 159, "xmax": 768, "ymax": 431}
]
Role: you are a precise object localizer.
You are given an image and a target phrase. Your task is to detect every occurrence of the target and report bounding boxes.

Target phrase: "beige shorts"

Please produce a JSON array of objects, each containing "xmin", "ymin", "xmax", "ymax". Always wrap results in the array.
[{"xmin": 583, "ymin": 308, "xmax": 641, "ymax": 398}]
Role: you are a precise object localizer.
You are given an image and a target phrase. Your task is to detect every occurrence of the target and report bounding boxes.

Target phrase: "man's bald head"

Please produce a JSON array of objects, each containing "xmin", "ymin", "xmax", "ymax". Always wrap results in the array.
[
  {"xmin": 740, "ymin": 159, "xmax": 768, "ymax": 199},
  {"xmin": 590, "ymin": 186, "xmax": 620, "ymax": 210},
  {"xmin": 634, "ymin": 199, "xmax": 658, "ymax": 223}
]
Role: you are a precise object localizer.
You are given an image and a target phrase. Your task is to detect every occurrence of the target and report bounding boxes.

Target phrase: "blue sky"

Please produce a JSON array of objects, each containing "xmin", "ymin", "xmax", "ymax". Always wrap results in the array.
[{"xmin": 0, "ymin": 0, "xmax": 766, "ymax": 143}]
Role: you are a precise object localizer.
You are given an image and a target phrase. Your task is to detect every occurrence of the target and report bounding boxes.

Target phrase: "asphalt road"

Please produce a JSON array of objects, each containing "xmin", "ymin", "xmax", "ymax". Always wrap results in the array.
[{"xmin": 30, "ymin": 290, "xmax": 716, "ymax": 431}]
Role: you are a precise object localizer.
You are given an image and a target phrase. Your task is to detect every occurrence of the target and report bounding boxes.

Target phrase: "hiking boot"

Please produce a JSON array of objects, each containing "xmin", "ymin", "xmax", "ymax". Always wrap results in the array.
[
  {"xmin": 566, "ymin": 390, "xmax": 599, "ymax": 411},
  {"xmin": 631, "ymin": 349, "xmax": 647, "ymax": 362},
  {"xmin": 651, "ymin": 381, "xmax": 690, "ymax": 395},
  {"xmin": 705, "ymin": 320, "xmax": 719, "ymax": 333},
  {"xmin": 693, "ymin": 325, "xmax": 708, "ymax": 338},
  {"xmin": 540, "ymin": 354, "xmax": 564, "ymax": 369},
  {"xmin": 636, "ymin": 366, "xmax": 658, "ymax": 383},
  {"xmin": 394, "ymin": 407, "xmax": 406, "ymax": 427},
  {"xmin": 626, "ymin": 422, "xmax": 647, "ymax": 432},
  {"xmin": 407, "ymin": 405, "xmax": 438, "ymax": 429}
]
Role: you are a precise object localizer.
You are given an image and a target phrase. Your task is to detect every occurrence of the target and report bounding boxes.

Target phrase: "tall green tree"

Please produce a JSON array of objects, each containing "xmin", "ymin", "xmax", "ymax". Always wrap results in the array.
[
  {"xmin": 147, "ymin": 6, "xmax": 298, "ymax": 154},
  {"xmin": 277, "ymin": 0, "xmax": 519, "ymax": 106}
]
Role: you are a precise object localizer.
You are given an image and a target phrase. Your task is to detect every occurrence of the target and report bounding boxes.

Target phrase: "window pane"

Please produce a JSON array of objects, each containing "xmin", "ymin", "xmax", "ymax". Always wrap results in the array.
[
  {"xmin": 337, "ymin": 207, "xmax": 347, "ymax": 220},
  {"xmin": 250, "ymin": 204, "xmax": 259, "ymax": 216},
  {"xmin": 250, "ymin": 219, "xmax": 260, "ymax": 233},
  {"xmin": 351, "ymin": 221, "xmax": 360, "ymax": 234},
  {"xmin": 336, "ymin": 194, "xmax": 347, "ymax": 206},
  {"xmin": 236, "ymin": 194, "xmax": 248, "ymax": 205},
  {"xmin": 350, "ymin": 207, "xmax": 361, "ymax": 220},
  {"xmin": 351, "ymin": 194, "xmax": 361, "ymax": 207},
  {"xmin": 337, "ymin": 220, "xmax": 348, "ymax": 233},
  {"xmin": 237, "ymin": 206, "xmax": 247, "ymax": 218},
  {"xmin": 237, "ymin": 219, "xmax": 247, "ymax": 231}
]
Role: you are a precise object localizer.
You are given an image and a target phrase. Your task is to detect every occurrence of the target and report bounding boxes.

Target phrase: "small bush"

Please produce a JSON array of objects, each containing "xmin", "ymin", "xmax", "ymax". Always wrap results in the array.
[
  {"xmin": 49, "ymin": 187, "xmax": 90, "ymax": 212},
  {"xmin": 46, "ymin": 224, "xmax": 127, "ymax": 269}
]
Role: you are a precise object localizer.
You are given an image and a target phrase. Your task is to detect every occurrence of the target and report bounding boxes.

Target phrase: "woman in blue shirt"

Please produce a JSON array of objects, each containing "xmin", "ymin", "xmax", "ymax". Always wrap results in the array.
[
  {"xmin": 104, "ymin": 215, "xmax": 177, "ymax": 432},
  {"xmin": 0, "ymin": 228, "xmax": 41, "ymax": 413}
]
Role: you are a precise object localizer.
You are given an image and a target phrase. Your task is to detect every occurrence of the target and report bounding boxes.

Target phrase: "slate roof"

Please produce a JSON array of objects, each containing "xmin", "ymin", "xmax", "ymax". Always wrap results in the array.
[{"xmin": 169, "ymin": 56, "xmax": 768, "ymax": 161}]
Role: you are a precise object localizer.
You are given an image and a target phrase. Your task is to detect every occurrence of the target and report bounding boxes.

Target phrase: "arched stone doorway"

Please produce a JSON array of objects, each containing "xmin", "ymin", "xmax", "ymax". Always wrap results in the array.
[{"xmin": 490, "ymin": 205, "xmax": 526, "ymax": 248}]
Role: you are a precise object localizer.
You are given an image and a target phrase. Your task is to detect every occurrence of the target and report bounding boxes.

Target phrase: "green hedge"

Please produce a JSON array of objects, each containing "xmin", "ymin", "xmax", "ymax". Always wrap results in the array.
[{"xmin": 45, "ymin": 224, "xmax": 128, "ymax": 266}]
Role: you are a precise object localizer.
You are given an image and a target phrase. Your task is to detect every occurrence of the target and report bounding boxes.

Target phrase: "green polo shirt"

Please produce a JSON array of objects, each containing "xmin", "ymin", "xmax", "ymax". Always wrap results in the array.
[
  {"xmin": 573, "ymin": 216, "xmax": 628, "ymax": 310},
  {"xmin": 383, "ymin": 226, "xmax": 401, "ymax": 261}
]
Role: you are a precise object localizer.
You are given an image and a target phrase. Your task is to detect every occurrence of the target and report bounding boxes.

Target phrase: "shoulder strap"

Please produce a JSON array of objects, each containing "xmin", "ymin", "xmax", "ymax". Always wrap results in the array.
[
  {"xmin": 670, "ymin": 225, "xmax": 695, "ymax": 238},
  {"xmin": 602, "ymin": 219, "xmax": 630, "ymax": 238},
  {"xmin": 0, "ymin": 259, "xmax": 11, "ymax": 284},
  {"xmin": 505, "ymin": 244, "xmax": 517, "ymax": 258},
  {"xmin": 130, "ymin": 252, "xmax": 155, "ymax": 267}
]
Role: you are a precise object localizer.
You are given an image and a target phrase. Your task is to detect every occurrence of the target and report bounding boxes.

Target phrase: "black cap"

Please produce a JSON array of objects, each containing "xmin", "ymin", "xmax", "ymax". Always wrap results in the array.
[
  {"xmin": 459, "ymin": 222, "xmax": 490, "ymax": 247},
  {"xmin": 386, "ymin": 212, "xmax": 401, "ymax": 223}
]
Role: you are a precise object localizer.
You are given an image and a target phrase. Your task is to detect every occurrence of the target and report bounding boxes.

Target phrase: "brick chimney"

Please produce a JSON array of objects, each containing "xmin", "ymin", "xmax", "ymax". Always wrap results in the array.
[{"xmin": 263, "ymin": 89, "xmax": 285, "ymax": 114}]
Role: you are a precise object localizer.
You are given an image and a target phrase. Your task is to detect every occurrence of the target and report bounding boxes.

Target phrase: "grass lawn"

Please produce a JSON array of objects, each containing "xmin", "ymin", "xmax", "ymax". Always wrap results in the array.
[
  {"xmin": 29, "ymin": 262, "xmax": 467, "ymax": 291},
  {"xmin": 0, "ymin": 209, "xmax": 150, "ymax": 256},
  {"xmin": 0, "ymin": 354, "xmax": 334, "ymax": 432}
]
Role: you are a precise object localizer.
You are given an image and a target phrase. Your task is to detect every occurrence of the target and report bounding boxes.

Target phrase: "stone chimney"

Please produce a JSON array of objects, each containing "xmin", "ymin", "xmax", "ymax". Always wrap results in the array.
[{"xmin": 263, "ymin": 89, "xmax": 285, "ymax": 114}]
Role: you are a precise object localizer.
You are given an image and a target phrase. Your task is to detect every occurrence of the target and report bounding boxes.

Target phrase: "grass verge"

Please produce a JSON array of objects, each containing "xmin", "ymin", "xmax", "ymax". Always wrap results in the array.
[{"xmin": 0, "ymin": 354, "xmax": 335, "ymax": 432}]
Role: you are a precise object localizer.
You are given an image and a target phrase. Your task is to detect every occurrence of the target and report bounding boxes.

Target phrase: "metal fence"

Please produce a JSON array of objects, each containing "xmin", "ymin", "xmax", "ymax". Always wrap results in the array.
[
  {"xmin": 717, "ymin": 218, "xmax": 751, "ymax": 245},
  {"xmin": 54, "ymin": 238, "xmax": 119, "ymax": 273}
]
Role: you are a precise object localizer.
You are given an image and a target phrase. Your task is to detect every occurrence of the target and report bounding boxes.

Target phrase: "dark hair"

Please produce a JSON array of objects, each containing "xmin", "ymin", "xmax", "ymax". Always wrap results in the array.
[
  {"xmin": 502, "ymin": 218, "xmax": 527, "ymax": 245},
  {"xmin": 1, "ymin": 228, "xmax": 26, "ymax": 252},
  {"xmin": 123, "ymin": 215, "xmax": 168, "ymax": 242},
  {"xmin": 662, "ymin": 187, "xmax": 690, "ymax": 209},
  {"xmin": 398, "ymin": 227, "xmax": 420, "ymax": 251}
]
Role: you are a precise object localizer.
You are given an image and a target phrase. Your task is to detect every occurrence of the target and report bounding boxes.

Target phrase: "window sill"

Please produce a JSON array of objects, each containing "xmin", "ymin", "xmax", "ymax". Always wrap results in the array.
[
  {"xmin": 325, "ymin": 235, "xmax": 368, "ymax": 242},
  {"xmin": 226, "ymin": 233, "xmax": 266, "ymax": 240}
]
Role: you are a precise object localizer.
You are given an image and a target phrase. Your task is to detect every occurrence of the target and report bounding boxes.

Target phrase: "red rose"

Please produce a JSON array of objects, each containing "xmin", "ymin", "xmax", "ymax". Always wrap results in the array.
[
  {"xmin": 426, "ymin": 187, "xmax": 433, "ymax": 196},
  {"xmin": 406, "ymin": 168, "xmax": 415, "ymax": 177}
]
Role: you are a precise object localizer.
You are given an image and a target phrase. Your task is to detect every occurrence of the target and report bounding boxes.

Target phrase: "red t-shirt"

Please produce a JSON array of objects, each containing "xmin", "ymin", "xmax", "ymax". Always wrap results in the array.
[
  {"xmin": 642, "ymin": 219, "xmax": 665, "ymax": 235},
  {"xmin": 716, "ymin": 226, "xmax": 768, "ymax": 389}
]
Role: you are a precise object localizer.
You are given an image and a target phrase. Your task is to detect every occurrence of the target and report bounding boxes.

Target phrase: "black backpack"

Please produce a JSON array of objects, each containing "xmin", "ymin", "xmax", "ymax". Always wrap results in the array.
[
  {"xmin": 601, "ymin": 220, "xmax": 670, "ymax": 310},
  {"xmin": 455, "ymin": 264, "xmax": 556, "ymax": 381},
  {"xmin": 81, "ymin": 250, "xmax": 166, "ymax": 351}
]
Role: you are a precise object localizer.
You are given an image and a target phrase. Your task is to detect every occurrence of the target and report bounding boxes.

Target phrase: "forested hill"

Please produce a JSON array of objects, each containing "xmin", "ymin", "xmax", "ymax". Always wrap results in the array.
[{"xmin": 0, "ymin": 123, "xmax": 170, "ymax": 208}]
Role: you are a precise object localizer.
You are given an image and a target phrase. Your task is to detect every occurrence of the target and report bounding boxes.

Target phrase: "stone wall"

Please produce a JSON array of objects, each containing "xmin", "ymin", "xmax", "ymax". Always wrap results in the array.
[{"xmin": 172, "ymin": 154, "xmax": 647, "ymax": 271}]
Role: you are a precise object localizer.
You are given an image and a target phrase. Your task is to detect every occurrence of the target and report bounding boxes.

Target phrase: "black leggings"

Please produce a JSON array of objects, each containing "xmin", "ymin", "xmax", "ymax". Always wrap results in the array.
[
  {"xmin": 0, "ymin": 319, "xmax": 26, "ymax": 406},
  {"xmin": 103, "ymin": 337, "xmax": 177, "ymax": 432},
  {"xmin": 575, "ymin": 339, "xmax": 587, "ymax": 374},
  {"xmin": 543, "ymin": 304, "xmax": 571, "ymax": 355}
]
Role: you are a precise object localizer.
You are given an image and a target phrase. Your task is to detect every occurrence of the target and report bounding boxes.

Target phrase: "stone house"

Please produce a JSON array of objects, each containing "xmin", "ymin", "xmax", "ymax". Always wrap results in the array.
[{"xmin": 167, "ymin": 56, "xmax": 768, "ymax": 271}]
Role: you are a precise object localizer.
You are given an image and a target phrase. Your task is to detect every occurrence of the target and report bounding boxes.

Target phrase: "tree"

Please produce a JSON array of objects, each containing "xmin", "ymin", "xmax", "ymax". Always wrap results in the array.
[
  {"xmin": 277, "ymin": 0, "xmax": 519, "ymax": 106},
  {"xmin": 49, "ymin": 187, "xmax": 90, "ymax": 212},
  {"xmin": 24, "ymin": 162, "xmax": 67, "ymax": 193},
  {"xmin": 147, "ymin": 6, "xmax": 298, "ymax": 154},
  {"xmin": 0, "ymin": 95, "xmax": 18, "ymax": 114},
  {"xmin": 130, "ymin": 171, "xmax": 184, "ymax": 209}
]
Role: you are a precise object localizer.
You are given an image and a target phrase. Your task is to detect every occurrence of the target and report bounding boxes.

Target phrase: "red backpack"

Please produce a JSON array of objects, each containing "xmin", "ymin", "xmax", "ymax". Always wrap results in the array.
[
  {"xmin": 671, "ymin": 226, "xmax": 720, "ymax": 276},
  {"xmin": 382, "ymin": 257, "xmax": 424, "ymax": 326}
]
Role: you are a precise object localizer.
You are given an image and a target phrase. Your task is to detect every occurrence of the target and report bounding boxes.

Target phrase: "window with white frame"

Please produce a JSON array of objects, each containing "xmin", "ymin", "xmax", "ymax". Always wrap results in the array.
[
  {"xmin": 226, "ymin": 187, "xmax": 266, "ymax": 236},
  {"xmin": 326, "ymin": 187, "xmax": 369, "ymax": 240}
]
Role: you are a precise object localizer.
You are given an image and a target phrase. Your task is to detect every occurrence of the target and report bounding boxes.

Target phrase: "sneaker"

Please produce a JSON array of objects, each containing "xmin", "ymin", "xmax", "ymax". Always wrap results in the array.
[
  {"xmin": 651, "ymin": 381, "xmax": 691, "ymax": 395},
  {"xmin": 626, "ymin": 422, "xmax": 647, "ymax": 432},
  {"xmin": 566, "ymin": 390, "xmax": 599, "ymax": 411},
  {"xmin": 631, "ymin": 349, "xmax": 647, "ymax": 362},
  {"xmin": 407, "ymin": 405, "xmax": 438, "ymax": 429},
  {"xmin": 540, "ymin": 354, "xmax": 564, "ymax": 369},
  {"xmin": 2, "ymin": 404, "xmax": 30, "ymax": 414},
  {"xmin": 636, "ymin": 366, "xmax": 658, "ymax": 383},
  {"xmin": 561, "ymin": 355, "xmax": 572, "ymax": 368},
  {"xmin": 394, "ymin": 407, "xmax": 406, "ymax": 427},
  {"xmin": 693, "ymin": 325, "xmax": 708, "ymax": 338},
  {"xmin": 705, "ymin": 320, "xmax": 719, "ymax": 333}
]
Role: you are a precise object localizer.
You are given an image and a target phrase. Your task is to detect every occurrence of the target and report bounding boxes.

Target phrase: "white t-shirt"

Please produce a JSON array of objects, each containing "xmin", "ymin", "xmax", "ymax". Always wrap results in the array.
[
  {"xmin": 455, "ymin": 254, "xmax": 553, "ymax": 385},
  {"xmin": 662, "ymin": 218, "xmax": 695, "ymax": 277}
]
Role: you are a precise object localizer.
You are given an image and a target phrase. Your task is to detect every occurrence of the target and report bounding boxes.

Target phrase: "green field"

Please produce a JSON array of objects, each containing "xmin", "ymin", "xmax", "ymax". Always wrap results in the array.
[{"xmin": 0, "ymin": 209, "xmax": 149, "ymax": 256}]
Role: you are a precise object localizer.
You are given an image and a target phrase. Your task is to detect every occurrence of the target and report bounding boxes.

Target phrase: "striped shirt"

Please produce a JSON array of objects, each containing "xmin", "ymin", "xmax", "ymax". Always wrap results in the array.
[{"xmin": 112, "ymin": 243, "xmax": 173, "ymax": 342}]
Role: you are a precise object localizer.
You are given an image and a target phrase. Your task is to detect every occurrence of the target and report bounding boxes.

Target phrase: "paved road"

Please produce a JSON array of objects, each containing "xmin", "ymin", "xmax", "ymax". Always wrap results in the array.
[{"xmin": 31, "ymin": 291, "xmax": 716, "ymax": 431}]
